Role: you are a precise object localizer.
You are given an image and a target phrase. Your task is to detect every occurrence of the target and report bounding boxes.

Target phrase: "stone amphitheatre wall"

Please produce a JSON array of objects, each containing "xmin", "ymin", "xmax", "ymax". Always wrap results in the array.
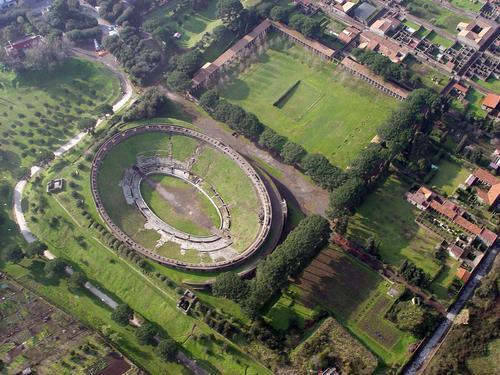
[{"xmin": 90, "ymin": 124, "xmax": 273, "ymax": 271}]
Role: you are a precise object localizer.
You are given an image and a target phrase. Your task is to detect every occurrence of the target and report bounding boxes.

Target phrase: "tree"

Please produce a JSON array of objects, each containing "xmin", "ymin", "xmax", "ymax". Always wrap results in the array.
[
  {"xmin": 112, "ymin": 304, "xmax": 133, "ymax": 325},
  {"xmin": 365, "ymin": 236, "xmax": 379, "ymax": 257},
  {"xmin": 135, "ymin": 322, "xmax": 157, "ymax": 345},
  {"xmin": 69, "ymin": 271, "xmax": 86, "ymax": 289},
  {"xmin": 216, "ymin": 0, "xmax": 243, "ymax": 26},
  {"xmin": 95, "ymin": 103, "xmax": 114, "ymax": 116},
  {"xmin": 327, "ymin": 177, "xmax": 365, "ymax": 218},
  {"xmin": 173, "ymin": 50, "xmax": 202, "ymax": 75},
  {"xmin": 395, "ymin": 302, "xmax": 425, "ymax": 334},
  {"xmin": 280, "ymin": 141, "xmax": 306, "ymax": 165},
  {"xmin": 258, "ymin": 128, "xmax": 287, "ymax": 154},
  {"xmin": 300, "ymin": 153, "xmax": 346, "ymax": 190},
  {"xmin": 301, "ymin": 18, "xmax": 320, "ymax": 38},
  {"xmin": 199, "ymin": 89, "xmax": 220, "ymax": 111},
  {"xmin": 77, "ymin": 118, "xmax": 96, "ymax": 134},
  {"xmin": 334, "ymin": 215, "xmax": 348, "ymax": 235},
  {"xmin": 24, "ymin": 241, "xmax": 48, "ymax": 257},
  {"xmin": 212, "ymin": 271, "xmax": 249, "ymax": 301},
  {"xmin": 270, "ymin": 6, "xmax": 288, "ymax": 22},
  {"xmin": 155, "ymin": 339, "xmax": 177, "ymax": 362},
  {"xmin": 44, "ymin": 258, "xmax": 67, "ymax": 278},
  {"xmin": 166, "ymin": 70, "xmax": 191, "ymax": 92},
  {"xmin": 2, "ymin": 245, "xmax": 24, "ymax": 263}
]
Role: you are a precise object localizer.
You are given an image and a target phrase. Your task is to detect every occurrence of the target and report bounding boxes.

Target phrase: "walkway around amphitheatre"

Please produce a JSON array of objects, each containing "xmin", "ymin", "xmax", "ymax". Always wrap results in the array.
[{"xmin": 163, "ymin": 89, "xmax": 330, "ymax": 216}]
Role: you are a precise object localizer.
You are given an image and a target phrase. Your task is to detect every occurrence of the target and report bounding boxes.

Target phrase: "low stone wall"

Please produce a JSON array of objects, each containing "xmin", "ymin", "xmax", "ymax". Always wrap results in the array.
[{"xmin": 90, "ymin": 124, "xmax": 273, "ymax": 271}]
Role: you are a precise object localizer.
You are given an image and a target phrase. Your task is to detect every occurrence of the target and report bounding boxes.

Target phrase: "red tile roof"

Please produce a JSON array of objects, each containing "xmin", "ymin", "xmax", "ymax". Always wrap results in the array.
[
  {"xmin": 456, "ymin": 267, "xmax": 471, "ymax": 283},
  {"xmin": 482, "ymin": 93, "xmax": 500, "ymax": 109},
  {"xmin": 454, "ymin": 215, "xmax": 482, "ymax": 235},
  {"xmin": 479, "ymin": 228, "xmax": 498, "ymax": 247},
  {"xmin": 448, "ymin": 245, "xmax": 465, "ymax": 259},
  {"xmin": 430, "ymin": 200, "xmax": 458, "ymax": 220}
]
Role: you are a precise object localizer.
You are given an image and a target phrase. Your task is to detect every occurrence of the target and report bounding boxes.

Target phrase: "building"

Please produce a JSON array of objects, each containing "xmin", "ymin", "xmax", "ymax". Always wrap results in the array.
[
  {"xmin": 489, "ymin": 149, "xmax": 500, "ymax": 172},
  {"xmin": 456, "ymin": 267, "xmax": 472, "ymax": 283},
  {"xmin": 450, "ymin": 82, "xmax": 470, "ymax": 99},
  {"xmin": 481, "ymin": 93, "xmax": 500, "ymax": 116},
  {"xmin": 191, "ymin": 19, "xmax": 336, "ymax": 93},
  {"xmin": 456, "ymin": 18, "xmax": 499, "ymax": 50},
  {"xmin": 4, "ymin": 35, "xmax": 44, "ymax": 57},
  {"xmin": 338, "ymin": 25, "xmax": 362, "ymax": 45},
  {"xmin": 358, "ymin": 31, "xmax": 408, "ymax": 63},
  {"xmin": 406, "ymin": 185, "xmax": 498, "ymax": 249},
  {"xmin": 293, "ymin": 0, "xmax": 319, "ymax": 14},
  {"xmin": 46, "ymin": 179, "xmax": 64, "ymax": 193},
  {"xmin": 177, "ymin": 290, "xmax": 197, "ymax": 314},
  {"xmin": 341, "ymin": 57, "xmax": 409, "ymax": 100},
  {"xmin": 370, "ymin": 16, "xmax": 401, "ymax": 36},
  {"xmin": 464, "ymin": 168, "xmax": 500, "ymax": 208}
]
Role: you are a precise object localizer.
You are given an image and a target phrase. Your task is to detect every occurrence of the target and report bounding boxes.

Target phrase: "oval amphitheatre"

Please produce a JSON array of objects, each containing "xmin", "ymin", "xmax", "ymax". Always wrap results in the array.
[{"xmin": 90, "ymin": 124, "xmax": 275, "ymax": 270}]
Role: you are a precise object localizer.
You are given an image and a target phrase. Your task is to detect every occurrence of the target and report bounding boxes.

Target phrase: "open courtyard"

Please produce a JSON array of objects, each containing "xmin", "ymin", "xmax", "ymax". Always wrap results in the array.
[{"xmin": 218, "ymin": 39, "xmax": 400, "ymax": 168}]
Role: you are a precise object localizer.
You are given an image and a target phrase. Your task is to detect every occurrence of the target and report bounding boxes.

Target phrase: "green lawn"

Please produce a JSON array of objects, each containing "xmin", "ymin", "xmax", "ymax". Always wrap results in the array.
[
  {"xmin": 472, "ymin": 76, "xmax": 500, "ymax": 94},
  {"xmin": 218, "ymin": 40, "xmax": 399, "ymax": 168},
  {"xmin": 0, "ymin": 58, "xmax": 120, "ymax": 181},
  {"xmin": 449, "ymin": 0, "xmax": 484, "ymax": 12},
  {"xmin": 466, "ymin": 88, "xmax": 487, "ymax": 118},
  {"xmin": 404, "ymin": 0, "xmax": 471, "ymax": 33},
  {"xmin": 295, "ymin": 247, "xmax": 415, "ymax": 366},
  {"xmin": 327, "ymin": 18, "xmax": 348, "ymax": 33},
  {"xmin": 140, "ymin": 174, "xmax": 221, "ymax": 236},
  {"xmin": 426, "ymin": 31, "xmax": 455, "ymax": 48},
  {"xmin": 348, "ymin": 175, "xmax": 443, "ymax": 278},
  {"xmin": 146, "ymin": 0, "xmax": 222, "ymax": 48},
  {"xmin": 403, "ymin": 19, "xmax": 421, "ymax": 32},
  {"xmin": 429, "ymin": 159, "xmax": 471, "ymax": 195}
]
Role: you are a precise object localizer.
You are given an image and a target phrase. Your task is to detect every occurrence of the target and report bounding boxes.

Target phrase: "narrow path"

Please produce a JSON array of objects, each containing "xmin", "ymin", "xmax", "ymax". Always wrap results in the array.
[{"xmin": 164, "ymin": 89, "xmax": 330, "ymax": 215}]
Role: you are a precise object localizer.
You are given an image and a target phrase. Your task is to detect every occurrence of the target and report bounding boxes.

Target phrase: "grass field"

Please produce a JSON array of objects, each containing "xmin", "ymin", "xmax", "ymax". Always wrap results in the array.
[
  {"xmin": 19, "ymin": 135, "xmax": 270, "ymax": 373},
  {"xmin": 140, "ymin": 174, "xmax": 221, "ymax": 236},
  {"xmin": 429, "ymin": 159, "xmax": 471, "ymax": 195},
  {"xmin": 472, "ymin": 76, "xmax": 500, "ymax": 94},
  {"xmin": 295, "ymin": 246, "xmax": 415, "ymax": 366},
  {"xmin": 449, "ymin": 0, "xmax": 484, "ymax": 12},
  {"xmin": 406, "ymin": 56, "xmax": 450, "ymax": 91},
  {"xmin": 348, "ymin": 175, "xmax": 444, "ymax": 278},
  {"xmin": 0, "ymin": 58, "xmax": 119, "ymax": 181},
  {"xmin": 146, "ymin": 0, "xmax": 222, "ymax": 48},
  {"xmin": 465, "ymin": 88, "xmax": 487, "ymax": 118},
  {"xmin": 404, "ymin": 0, "xmax": 471, "ymax": 33},
  {"xmin": 426, "ymin": 31, "xmax": 455, "ymax": 48},
  {"xmin": 218, "ymin": 39, "xmax": 399, "ymax": 168}
]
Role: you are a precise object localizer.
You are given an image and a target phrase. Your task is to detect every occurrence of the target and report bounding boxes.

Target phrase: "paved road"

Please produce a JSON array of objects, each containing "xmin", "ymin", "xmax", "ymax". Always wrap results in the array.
[{"xmin": 404, "ymin": 246, "xmax": 499, "ymax": 374}]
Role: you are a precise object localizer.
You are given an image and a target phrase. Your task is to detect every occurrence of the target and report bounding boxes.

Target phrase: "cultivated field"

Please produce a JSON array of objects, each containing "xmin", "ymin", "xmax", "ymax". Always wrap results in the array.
[
  {"xmin": 294, "ymin": 246, "xmax": 415, "ymax": 366},
  {"xmin": 218, "ymin": 39, "xmax": 399, "ymax": 168},
  {"xmin": 146, "ymin": 0, "xmax": 222, "ymax": 48},
  {"xmin": 404, "ymin": 0, "xmax": 471, "ymax": 33},
  {"xmin": 97, "ymin": 128, "xmax": 261, "ymax": 261}
]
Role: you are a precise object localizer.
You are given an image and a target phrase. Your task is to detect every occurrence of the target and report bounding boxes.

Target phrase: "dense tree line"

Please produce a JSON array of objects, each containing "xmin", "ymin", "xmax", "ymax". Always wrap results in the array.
[
  {"xmin": 103, "ymin": 26, "xmax": 162, "ymax": 85},
  {"xmin": 47, "ymin": 0, "xmax": 100, "ymax": 41},
  {"xmin": 199, "ymin": 89, "xmax": 346, "ymax": 189},
  {"xmin": 213, "ymin": 215, "xmax": 331, "ymax": 317},
  {"xmin": 351, "ymin": 48, "xmax": 420, "ymax": 89},
  {"xmin": 329, "ymin": 89, "xmax": 443, "ymax": 218},
  {"xmin": 267, "ymin": 5, "xmax": 321, "ymax": 38},
  {"xmin": 122, "ymin": 87, "xmax": 169, "ymax": 122},
  {"xmin": 398, "ymin": 260, "xmax": 430, "ymax": 288}
]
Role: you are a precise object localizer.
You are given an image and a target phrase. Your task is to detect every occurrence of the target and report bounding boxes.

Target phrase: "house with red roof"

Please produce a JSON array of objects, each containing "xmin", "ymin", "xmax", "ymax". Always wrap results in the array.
[
  {"xmin": 481, "ymin": 93, "xmax": 500, "ymax": 117},
  {"xmin": 464, "ymin": 168, "xmax": 500, "ymax": 208}
]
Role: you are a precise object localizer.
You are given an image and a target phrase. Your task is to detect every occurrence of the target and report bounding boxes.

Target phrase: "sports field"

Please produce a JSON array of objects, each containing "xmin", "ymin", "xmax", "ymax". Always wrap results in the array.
[
  {"xmin": 97, "ymin": 129, "xmax": 261, "ymax": 261},
  {"xmin": 295, "ymin": 246, "xmax": 415, "ymax": 366},
  {"xmin": 218, "ymin": 40, "xmax": 399, "ymax": 168},
  {"xmin": 140, "ymin": 174, "xmax": 221, "ymax": 236},
  {"xmin": 404, "ymin": 0, "xmax": 471, "ymax": 33},
  {"xmin": 146, "ymin": 0, "xmax": 222, "ymax": 48}
]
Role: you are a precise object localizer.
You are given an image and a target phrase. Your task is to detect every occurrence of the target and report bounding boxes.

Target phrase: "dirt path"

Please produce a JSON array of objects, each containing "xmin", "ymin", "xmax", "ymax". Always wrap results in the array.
[{"xmin": 164, "ymin": 90, "xmax": 330, "ymax": 215}]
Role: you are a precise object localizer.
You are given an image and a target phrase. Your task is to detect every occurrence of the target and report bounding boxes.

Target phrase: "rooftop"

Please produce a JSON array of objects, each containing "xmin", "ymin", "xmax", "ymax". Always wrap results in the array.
[{"xmin": 482, "ymin": 93, "xmax": 500, "ymax": 109}]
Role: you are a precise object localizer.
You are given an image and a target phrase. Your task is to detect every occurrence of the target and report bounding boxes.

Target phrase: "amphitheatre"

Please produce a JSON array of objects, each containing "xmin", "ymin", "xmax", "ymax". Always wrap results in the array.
[{"xmin": 90, "ymin": 124, "xmax": 277, "ymax": 270}]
